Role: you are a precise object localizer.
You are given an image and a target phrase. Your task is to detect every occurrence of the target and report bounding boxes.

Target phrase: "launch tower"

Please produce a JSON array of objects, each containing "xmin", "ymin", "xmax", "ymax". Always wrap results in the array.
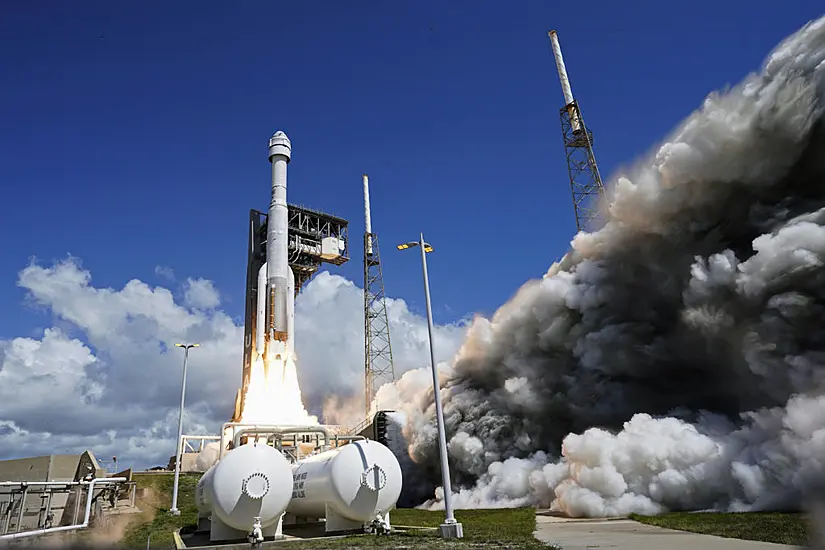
[
  {"xmin": 362, "ymin": 175, "xmax": 395, "ymax": 416},
  {"xmin": 548, "ymin": 30, "xmax": 606, "ymax": 233},
  {"xmin": 235, "ymin": 204, "xmax": 349, "ymax": 421}
]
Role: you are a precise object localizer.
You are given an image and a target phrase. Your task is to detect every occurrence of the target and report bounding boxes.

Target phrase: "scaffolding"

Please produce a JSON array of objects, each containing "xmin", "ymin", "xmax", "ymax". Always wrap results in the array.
[
  {"xmin": 364, "ymin": 232, "xmax": 395, "ymax": 416},
  {"xmin": 559, "ymin": 100, "xmax": 606, "ymax": 232},
  {"xmin": 362, "ymin": 174, "xmax": 395, "ymax": 416}
]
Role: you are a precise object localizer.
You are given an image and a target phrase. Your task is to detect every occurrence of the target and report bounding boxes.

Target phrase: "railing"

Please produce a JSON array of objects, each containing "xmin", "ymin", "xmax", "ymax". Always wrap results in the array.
[
  {"xmin": 0, "ymin": 477, "xmax": 127, "ymax": 541},
  {"xmin": 346, "ymin": 415, "xmax": 374, "ymax": 436},
  {"xmin": 182, "ymin": 435, "xmax": 221, "ymax": 453}
]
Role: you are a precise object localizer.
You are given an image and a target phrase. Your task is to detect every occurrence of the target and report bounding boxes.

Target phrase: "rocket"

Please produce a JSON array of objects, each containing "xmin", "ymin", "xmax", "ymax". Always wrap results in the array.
[{"xmin": 255, "ymin": 131, "xmax": 296, "ymax": 363}]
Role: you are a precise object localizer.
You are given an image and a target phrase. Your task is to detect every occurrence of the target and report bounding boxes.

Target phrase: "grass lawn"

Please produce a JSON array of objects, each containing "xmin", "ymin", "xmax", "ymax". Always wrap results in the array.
[
  {"xmin": 118, "ymin": 473, "xmax": 552, "ymax": 549},
  {"xmin": 630, "ymin": 511, "xmax": 811, "ymax": 546},
  {"xmin": 120, "ymin": 472, "xmax": 201, "ymax": 549},
  {"xmin": 245, "ymin": 508, "xmax": 552, "ymax": 549}
]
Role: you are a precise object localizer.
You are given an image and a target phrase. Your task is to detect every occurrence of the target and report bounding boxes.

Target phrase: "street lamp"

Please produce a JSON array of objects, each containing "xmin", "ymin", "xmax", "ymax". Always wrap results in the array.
[
  {"xmin": 397, "ymin": 234, "xmax": 464, "ymax": 539},
  {"xmin": 170, "ymin": 342, "xmax": 200, "ymax": 516}
]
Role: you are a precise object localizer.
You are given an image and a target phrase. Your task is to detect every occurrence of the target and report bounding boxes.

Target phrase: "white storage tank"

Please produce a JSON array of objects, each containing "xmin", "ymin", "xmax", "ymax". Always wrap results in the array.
[
  {"xmin": 286, "ymin": 439, "xmax": 403, "ymax": 533},
  {"xmin": 196, "ymin": 442, "xmax": 293, "ymax": 542},
  {"xmin": 195, "ymin": 465, "xmax": 215, "ymax": 516}
]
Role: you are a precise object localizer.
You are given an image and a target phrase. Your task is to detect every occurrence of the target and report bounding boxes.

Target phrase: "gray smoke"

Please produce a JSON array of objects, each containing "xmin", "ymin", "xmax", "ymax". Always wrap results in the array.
[{"xmin": 385, "ymin": 17, "xmax": 825, "ymax": 518}]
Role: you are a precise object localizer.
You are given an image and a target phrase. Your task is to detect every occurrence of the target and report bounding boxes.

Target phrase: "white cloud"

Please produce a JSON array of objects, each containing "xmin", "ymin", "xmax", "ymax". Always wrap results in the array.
[
  {"xmin": 295, "ymin": 272, "xmax": 468, "ymax": 417},
  {"xmin": 154, "ymin": 265, "xmax": 175, "ymax": 281},
  {"xmin": 0, "ymin": 258, "xmax": 467, "ymax": 470},
  {"xmin": 182, "ymin": 277, "xmax": 221, "ymax": 310}
]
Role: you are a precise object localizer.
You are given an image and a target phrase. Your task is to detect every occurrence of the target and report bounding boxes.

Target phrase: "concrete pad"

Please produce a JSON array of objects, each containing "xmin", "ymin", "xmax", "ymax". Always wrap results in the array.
[{"xmin": 533, "ymin": 512, "xmax": 804, "ymax": 550}]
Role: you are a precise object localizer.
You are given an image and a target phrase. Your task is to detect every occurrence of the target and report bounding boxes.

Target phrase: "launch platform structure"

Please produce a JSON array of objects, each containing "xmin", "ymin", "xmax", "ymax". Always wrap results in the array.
[
  {"xmin": 362, "ymin": 174, "xmax": 395, "ymax": 417},
  {"xmin": 548, "ymin": 30, "xmax": 606, "ymax": 233},
  {"xmin": 235, "ymin": 206, "xmax": 349, "ymax": 421}
]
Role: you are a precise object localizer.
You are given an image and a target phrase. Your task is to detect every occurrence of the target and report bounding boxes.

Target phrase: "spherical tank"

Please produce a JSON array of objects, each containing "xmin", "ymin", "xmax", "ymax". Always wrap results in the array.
[
  {"xmin": 287, "ymin": 440, "xmax": 403, "ymax": 523},
  {"xmin": 202, "ymin": 443, "xmax": 293, "ymax": 532}
]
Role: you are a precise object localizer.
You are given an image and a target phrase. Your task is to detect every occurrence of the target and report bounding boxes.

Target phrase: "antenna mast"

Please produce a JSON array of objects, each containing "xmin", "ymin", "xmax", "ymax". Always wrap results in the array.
[
  {"xmin": 363, "ymin": 174, "xmax": 395, "ymax": 416},
  {"xmin": 548, "ymin": 30, "xmax": 606, "ymax": 233}
]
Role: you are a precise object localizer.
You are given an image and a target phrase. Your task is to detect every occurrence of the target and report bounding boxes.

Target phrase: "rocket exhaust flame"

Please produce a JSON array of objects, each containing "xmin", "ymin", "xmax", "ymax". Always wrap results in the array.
[{"xmin": 240, "ymin": 351, "xmax": 318, "ymax": 426}]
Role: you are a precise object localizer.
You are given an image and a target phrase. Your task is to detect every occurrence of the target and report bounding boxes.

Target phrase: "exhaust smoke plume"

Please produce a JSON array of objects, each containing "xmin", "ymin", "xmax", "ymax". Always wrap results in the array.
[{"xmin": 390, "ymin": 17, "xmax": 825, "ymax": 517}]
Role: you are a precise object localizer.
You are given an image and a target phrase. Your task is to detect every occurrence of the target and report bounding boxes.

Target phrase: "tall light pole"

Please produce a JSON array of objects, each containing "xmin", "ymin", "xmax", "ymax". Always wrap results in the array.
[
  {"xmin": 170, "ymin": 342, "xmax": 199, "ymax": 516},
  {"xmin": 397, "ymin": 234, "xmax": 463, "ymax": 539}
]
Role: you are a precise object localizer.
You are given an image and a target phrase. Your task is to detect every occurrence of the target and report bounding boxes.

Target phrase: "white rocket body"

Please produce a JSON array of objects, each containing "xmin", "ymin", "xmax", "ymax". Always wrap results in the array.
[
  {"xmin": 286, "ymin": 264, "xmax": 295, "ymax": 358},
  {"xmin": 264, "ymin": 131, "xmax": 292, "ymax": 360},
  {"xmin": 256, "ymin": 262, "xmax": 295, "ymax": 360},
  {"xmin": 256, "ymin": 264, "xmax": 267, "ymax": 357}
]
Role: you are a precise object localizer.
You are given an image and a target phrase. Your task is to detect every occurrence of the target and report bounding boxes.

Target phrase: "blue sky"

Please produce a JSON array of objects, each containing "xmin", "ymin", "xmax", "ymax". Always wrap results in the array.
[{"xmin": 1, "ymin": 1, "xmax": 821, "ymax": 339}]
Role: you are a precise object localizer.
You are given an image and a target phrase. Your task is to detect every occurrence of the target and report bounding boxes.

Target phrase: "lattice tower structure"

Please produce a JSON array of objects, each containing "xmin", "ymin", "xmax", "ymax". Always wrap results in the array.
[
  {"xmin": 362, "ymin": 174, "xmax": 395, "ymax": 416},
  {"xmin": 548, "ymin": 30, "xmax": 607, "ymax": 233},
  {"xmin": 559, "ymin": 100, "xmax": 606, "ymax": 232}
]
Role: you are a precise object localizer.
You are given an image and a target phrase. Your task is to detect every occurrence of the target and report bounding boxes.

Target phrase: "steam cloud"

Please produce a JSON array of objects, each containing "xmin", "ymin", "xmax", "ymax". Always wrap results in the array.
[{"xmin": 386, "ymin": 17, "xmax": 825, "ymax": 517}]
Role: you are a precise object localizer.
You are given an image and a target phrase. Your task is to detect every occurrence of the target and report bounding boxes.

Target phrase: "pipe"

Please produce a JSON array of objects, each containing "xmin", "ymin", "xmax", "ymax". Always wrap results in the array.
[
  {"xmin": 0, "ymin": 478, "xmax": 126, "ymax": 541},
  {"xmin": 220, "ymin": 423, "xmax": 331, "ymax": 458},
  {"xmin": 232, "ymin": 426, "xmax": 330, "ymax": 449},
  {"xmin": 233, "ymin": 429, "xmax": 278, "ymax": 448},
  {"xmin": 333, "ymin": 435, "xmax": 367, "ymax": 446},
  {"xmin": 548, "ymin": 30, "xmax": 581, "ymax": 132},
  {"xmin": 363, "ymin": 174, "xmax": 373, "ymax": 255},
  {"xmin": 270, "ymin": 427, "xmax": 330, "ymax": 449},
  {"xmin": 73, "ymin": 486, "xmax": 81, "ymax": 524},
  {"xmin": 288, "ymin": 242, "xmax": 321, "ymax": 255},
  {"xmin": 0, "ymin": 482, "xmax": 89, "ymax": 486},
  {"xmin": 179, "ymin": 435, "xmax": 220, "ymax": 454},
  {"xmin": 3, "ymin": 495, "xmax": 12, "ymax": 534},
  {"xmin": 15, "ymin": 486, "xmax": 27, "ymax": 533},
  {"xmin": 42, "ymin": 491, "xmax": 53, "ymax": 529}
]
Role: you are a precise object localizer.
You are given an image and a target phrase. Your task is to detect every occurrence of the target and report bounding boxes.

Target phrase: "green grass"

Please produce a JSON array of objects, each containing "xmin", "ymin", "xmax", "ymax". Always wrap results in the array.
[
  {"xmin": 277, "ymin": 508, "xmax": 550, "ymax": 549},
  {"xmin": 120, "ymin": 472, "xmax": 201, "ymax": 549},
  {"xmin": 630, "ymin": 511, "xmax": 811, "ymax": 546},
  {"xmin": 116, "ymin": 473, "xmax": 551, "ymax": 549},
  {"xmin": 393, "ymin": 508, "xmax": 540, "ymax": 542}
]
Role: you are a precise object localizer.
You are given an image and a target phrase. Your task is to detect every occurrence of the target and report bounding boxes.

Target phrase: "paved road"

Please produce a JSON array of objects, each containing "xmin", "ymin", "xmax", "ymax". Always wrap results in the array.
[{"xmin": 534, "ymin": 512, "xmax": 804, "ymax": 550}]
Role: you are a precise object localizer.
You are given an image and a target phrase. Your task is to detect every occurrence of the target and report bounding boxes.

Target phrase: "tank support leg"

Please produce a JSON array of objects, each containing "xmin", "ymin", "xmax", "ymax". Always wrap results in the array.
[{"xmin": 323, "ymin": 504, "xmax": 364, "ymax": 533}]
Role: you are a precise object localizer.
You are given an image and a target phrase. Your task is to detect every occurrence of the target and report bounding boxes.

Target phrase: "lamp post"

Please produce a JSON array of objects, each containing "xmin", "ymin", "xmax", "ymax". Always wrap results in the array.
[
  {"xmin": 397, "ymin": 234, "xmax": 463, "ymax": 539},
  {"xmin": 170, "ymin": 342, "xmax": 199, "ymax": 516}
]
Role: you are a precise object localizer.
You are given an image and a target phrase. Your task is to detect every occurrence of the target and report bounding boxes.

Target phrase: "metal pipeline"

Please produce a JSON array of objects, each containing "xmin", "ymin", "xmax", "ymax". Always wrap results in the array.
[
  {"xmin": 0, "ymin": 481, "xmax": 87, "ymax": 487},
  {"xmin": 266, "ymin": 428, "xmax": 332, "ymax": 449},
  {"xmin": 220, "ymin": 422, "xmax": 330, "ymax": 458},
  {"xmin": 233, "ymin": 426, "xmax": 330, "ymax": 449},
  {"xmin": 332, "ymin": 435, "xmax": 367, "ymax": 445},
  {"xmin": 0, "ymin": 477, "xmax": 127, "ymax": 541},
  {"xmin": 288, "ymin": 242, "xmax": 320, "ymax": 255}
]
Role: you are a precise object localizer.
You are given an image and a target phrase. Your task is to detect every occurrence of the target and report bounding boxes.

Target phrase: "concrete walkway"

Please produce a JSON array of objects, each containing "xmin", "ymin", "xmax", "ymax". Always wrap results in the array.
[{"xmin": 534, "ymin": 513, "xmax": 804, "ymax": 550}]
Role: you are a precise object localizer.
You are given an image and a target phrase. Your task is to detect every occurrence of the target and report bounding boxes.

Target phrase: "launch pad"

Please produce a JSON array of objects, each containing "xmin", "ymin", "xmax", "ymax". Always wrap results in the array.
[{"xmin": 186, "ymin": 131, "xmax": 405, "ymax": 547}]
